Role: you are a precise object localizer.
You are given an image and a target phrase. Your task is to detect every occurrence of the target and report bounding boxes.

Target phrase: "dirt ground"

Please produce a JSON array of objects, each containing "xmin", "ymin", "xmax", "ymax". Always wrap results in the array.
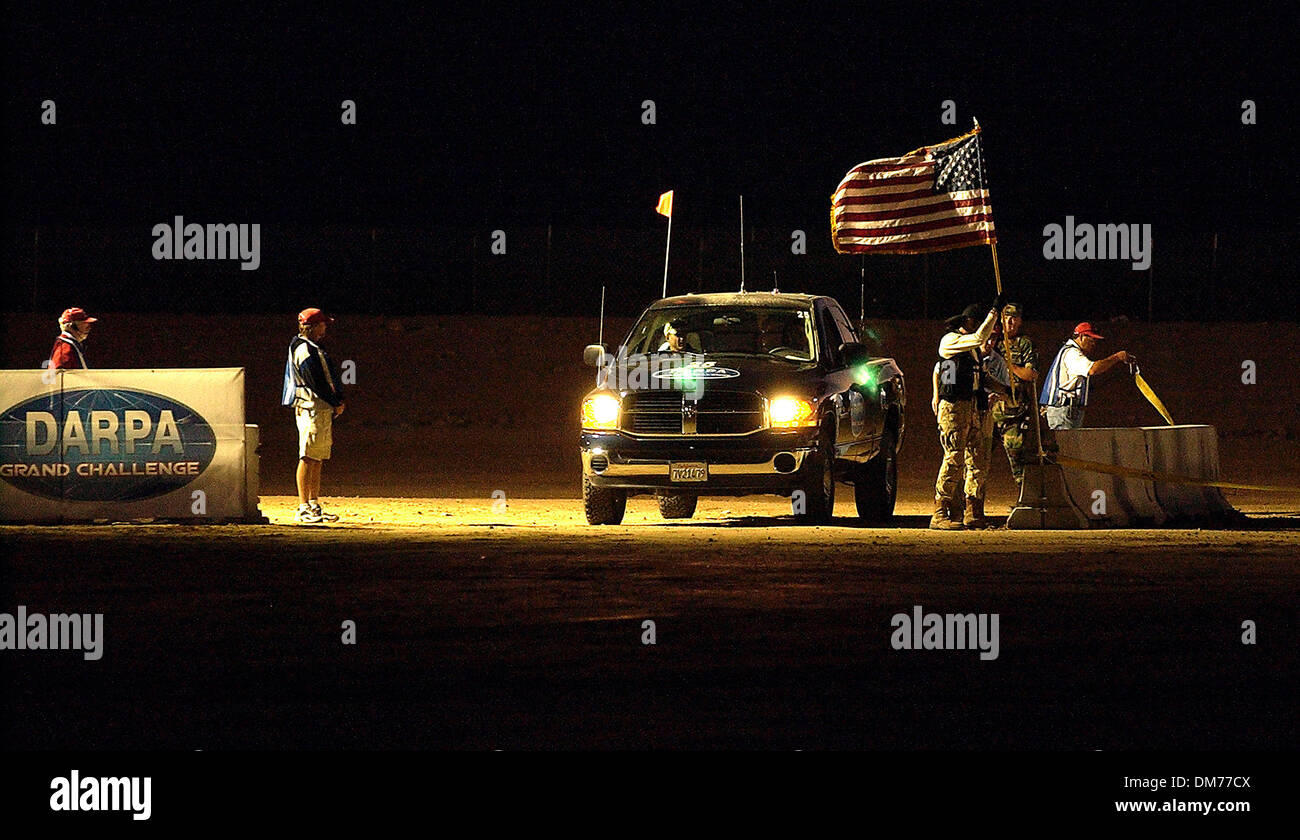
[
  {"xmin": 3, "ymin": 494, "xmax": 1297, "ymax": 749},
  {"xmin": 2, "ymin": 314, "xmax": 1298, "ymax": 748}
]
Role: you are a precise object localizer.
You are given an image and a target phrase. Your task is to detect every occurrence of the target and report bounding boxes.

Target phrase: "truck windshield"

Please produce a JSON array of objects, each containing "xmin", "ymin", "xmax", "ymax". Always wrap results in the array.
[{"xmin": 623, "ymin": 306, "xmax": 816, "ymax": 361}]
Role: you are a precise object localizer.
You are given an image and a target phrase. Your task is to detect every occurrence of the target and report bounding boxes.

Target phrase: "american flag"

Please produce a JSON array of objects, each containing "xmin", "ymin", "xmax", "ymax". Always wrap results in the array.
[{"xmin": 830, "ymin": 126, "xmax": 996, "ymax": 254}]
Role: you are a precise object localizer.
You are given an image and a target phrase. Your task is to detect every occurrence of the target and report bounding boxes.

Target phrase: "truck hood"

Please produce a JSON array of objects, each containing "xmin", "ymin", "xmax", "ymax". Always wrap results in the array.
[{"xmin": 603, "ymin": 353, "xmax": 826, "ymax": 400}]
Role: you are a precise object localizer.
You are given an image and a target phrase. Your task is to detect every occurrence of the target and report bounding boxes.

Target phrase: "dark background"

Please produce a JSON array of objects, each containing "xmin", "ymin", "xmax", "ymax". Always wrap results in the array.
[{"xmin": 4, "ymin": 6, "xmax": 1295, "ymax": 320}]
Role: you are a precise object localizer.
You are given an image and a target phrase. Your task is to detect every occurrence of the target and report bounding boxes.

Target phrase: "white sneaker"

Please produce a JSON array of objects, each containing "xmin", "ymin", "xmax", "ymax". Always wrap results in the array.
[
  {"xmin": 310, "ymin": 503, "xmax": 339, "ymax": 522},
  {"xmin": 294, "ymin": 504, "xmax": 323, "ymax": 524}
]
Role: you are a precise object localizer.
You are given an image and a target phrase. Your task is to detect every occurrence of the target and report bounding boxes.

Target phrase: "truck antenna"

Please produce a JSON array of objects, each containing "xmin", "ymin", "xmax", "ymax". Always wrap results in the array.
[
  {"xmin": 598, "ymin": 284, "xmax": 606, "ymax": 346},
  {"xmin": 738, "ymin": 195, "xmax": 746, "ymax": 293},
  {"xmin": 859, "ymin": 256, "xmax": 866, "ymax": 332}
]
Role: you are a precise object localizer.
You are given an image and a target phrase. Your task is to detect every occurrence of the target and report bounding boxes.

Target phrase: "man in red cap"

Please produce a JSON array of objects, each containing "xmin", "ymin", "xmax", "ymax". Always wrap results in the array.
[
  {"xmin": 282, "ymin": 308, "xmax": 346, "ymax": 523},
  {"xmin": 1039, "ymin": 322, "xmax": 1136, "ymax": 430},
  {"xmin": 49, "ymin": 308, "xmax": 98, "ymax": 370}
]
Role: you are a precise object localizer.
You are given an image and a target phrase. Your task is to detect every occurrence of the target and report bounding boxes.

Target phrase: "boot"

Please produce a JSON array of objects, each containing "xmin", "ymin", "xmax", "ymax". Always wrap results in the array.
[
  {"xmin": 929, "ymin": 501, "xmax": 964, "ymax": 530},
  {"xmin": 963, "ymin": 496, "xmax": 989, "ymax": 529}
]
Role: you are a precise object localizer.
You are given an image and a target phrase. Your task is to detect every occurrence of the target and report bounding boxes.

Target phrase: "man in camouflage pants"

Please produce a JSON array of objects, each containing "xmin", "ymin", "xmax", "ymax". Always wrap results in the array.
[
  {"xmin": 930, "ymin": 300, "xmax": 1000, "ymax": 530},
  {"xmin": 989, "ymin": 302, "xmax": 1039, "ymax": 497}
]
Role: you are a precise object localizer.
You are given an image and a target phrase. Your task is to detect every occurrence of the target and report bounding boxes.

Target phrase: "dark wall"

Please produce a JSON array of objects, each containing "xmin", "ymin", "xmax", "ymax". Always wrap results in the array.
[{"xmin": 3, "ymin": 223, "xmax": 1292, "ymax": 322}]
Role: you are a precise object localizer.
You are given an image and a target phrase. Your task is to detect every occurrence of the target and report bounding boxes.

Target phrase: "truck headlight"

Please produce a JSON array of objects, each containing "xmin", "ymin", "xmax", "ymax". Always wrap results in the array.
[
  {"xmin": 768, "ymin": 396, "xmax": 815, "ymax": 428},
  {"xmin": 581, "ymin": 393, "xmax": 621, "ymax": 429}
]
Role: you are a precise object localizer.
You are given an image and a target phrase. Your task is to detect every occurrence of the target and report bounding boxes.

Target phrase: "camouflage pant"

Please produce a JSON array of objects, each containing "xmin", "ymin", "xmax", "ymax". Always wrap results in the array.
[
  {"xmin": 995, "ymin": 413, "xmax": 1031, "ymax": 487},
  {"xmin": 935, "ymin": 398, "xmax": 994, "ymax": 504}
]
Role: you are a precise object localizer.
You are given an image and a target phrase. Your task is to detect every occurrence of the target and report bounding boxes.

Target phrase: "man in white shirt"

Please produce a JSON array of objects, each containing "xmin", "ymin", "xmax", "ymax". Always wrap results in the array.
[
  {"xmin": 930, "ymin": 300, "xmax": 1000, "ymax": 530},
  {"xmin": 283, "ymin": 308, "xmax": 347, "ymax": 523},
  {"xmin": 1040, "ymin": 322, "xmax": 1136, "ymax": 430}
]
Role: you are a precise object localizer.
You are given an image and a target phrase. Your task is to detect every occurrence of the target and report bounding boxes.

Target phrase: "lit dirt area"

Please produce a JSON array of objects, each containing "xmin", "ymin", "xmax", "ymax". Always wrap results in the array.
[{"xmin": 3, "ymin": 495, "xmax": 1296, "ymax": 749}]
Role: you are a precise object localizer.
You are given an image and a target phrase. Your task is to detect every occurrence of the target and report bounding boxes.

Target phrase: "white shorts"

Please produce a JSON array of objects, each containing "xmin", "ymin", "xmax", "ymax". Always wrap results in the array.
[
  {"xmin": 296, "ymin": 402, "xmax": 333, "ymax": 460},
  {"xmin": 1045, "ymin": 404, "xmax": 1085, "ymax": 431}
]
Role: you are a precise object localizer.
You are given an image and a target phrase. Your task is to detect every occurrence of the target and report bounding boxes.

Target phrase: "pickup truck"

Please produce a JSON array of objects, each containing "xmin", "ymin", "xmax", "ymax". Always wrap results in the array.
[{"xmin": 579, "ymin": 292, "xmax": 905, "ymax": 524}]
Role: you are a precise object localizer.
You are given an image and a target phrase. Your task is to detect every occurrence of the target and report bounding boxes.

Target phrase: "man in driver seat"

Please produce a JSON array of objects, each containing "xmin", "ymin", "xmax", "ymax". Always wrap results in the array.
[
  {"xmin": 755, "ymin": 312, "xmax": 785, "ymax": 352},
  {"xmin": 658, "ymin": 319, "xmax": 688, "ymax": 352}
]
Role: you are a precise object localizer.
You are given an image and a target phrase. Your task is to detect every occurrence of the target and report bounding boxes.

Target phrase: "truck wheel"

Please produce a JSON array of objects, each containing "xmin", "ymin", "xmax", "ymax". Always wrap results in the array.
[
  {"xmin": 855, "ymin": 424, "xmax": 898, "ymax": 523},
  {"xmin": 656, "ymin": 491, "xmax": 698, "ymax": 519},
  {"xmin": 796, "ymin": 426, "xmax": 835, "ymax": 525},
  {"xmin": 583, "ymin": 477, "xmax": 626, "ymax": 525}
]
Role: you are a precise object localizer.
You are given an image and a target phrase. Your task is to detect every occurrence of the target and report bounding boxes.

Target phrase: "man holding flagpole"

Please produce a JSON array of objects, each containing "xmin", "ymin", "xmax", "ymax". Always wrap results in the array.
[
  {"xmin": 989, "ymin": 302, "xmax": 1040, "ymax": 491},
  {"xmin": 932, "ymin": 300, "xmax": 1001, "ymax": 529},
  {"xmin": 656, "ymin": 190, "xmax": 673, "ymax": 298},
  {"xmin": 831, "ymin": 122, "xmax": 1004, "ymax": 529}
]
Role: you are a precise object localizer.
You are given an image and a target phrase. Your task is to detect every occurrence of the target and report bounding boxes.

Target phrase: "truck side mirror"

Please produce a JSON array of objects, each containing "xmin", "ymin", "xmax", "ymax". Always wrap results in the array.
[
  {"xmin": 839, "ymin": 342, "xmax": 871, "ymax": 369},
  {"xmin": 583, "ymin": 344, "xmax": 608, "ymax": 367}
]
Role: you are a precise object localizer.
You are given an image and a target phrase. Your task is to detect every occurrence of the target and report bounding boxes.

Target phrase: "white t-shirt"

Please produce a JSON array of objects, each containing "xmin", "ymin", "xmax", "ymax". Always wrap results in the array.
[{"xmin": 1051, "ymin": 341, "xmax": 1093, "ymax": 404}]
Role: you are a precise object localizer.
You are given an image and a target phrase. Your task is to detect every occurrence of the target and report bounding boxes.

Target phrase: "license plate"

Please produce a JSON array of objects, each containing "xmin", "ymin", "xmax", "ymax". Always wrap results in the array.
[{"xmin": 669, "ymin": 462, "xmax": 708, "ymax": 482}]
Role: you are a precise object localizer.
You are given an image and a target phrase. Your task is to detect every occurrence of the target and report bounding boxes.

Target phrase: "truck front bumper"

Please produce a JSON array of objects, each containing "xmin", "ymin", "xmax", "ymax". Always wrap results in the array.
[{"xmin": 580, "ymin": 428, "xmax": 820, "ymax": 494}]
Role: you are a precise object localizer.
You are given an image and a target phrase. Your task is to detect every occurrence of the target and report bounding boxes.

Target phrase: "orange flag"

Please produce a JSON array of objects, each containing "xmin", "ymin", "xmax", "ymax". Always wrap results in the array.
[{"xmin": 655, "ymin": 190, "xmax": 673, "ymax": 218}]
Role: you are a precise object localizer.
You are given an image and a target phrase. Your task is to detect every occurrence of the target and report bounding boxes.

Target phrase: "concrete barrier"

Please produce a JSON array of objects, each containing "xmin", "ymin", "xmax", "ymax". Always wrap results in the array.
[
  {"xmin": 1054, "ymin": 427, "xmax": 1165, "ymax": 526},
  {"xmin": 1144, "ymin": 425, "xmax": 1235, "ymax": 521},
  {"xmin": 1047, "ymin": 424, "xmax": 1235, "ymax": 527}
]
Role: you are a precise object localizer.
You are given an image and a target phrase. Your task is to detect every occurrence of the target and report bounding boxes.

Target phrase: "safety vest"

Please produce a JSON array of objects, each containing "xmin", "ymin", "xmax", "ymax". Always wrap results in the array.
[
  {"xmin": 53, "ymin": 334, "xmax": 88, "ymax": 369},
  {"xmin": 1039, "ymin": 341, "xmax": 1091, "ymax": 407},
  {"xmin": 936, "ymin": 332, "xmax": 986, "ymax": 409}
]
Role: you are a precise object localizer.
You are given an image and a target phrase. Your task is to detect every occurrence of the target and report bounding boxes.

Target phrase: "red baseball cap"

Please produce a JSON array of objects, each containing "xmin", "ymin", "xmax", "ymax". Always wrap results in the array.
[
  {"xmin": 60, "ymin": 307, "xmax": 98, "ymax": 324},
  {"xmin": 298, "ymin": 307, "xmax": 335, "ymax": 326},
  {"xmin": 1073, "ymin": 322, "xmax": 1105, "ymax": 340}
]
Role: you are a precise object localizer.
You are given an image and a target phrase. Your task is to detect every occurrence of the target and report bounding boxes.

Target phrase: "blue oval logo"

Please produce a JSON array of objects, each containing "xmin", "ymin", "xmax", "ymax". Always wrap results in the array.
[
  {"xmin": 0, "ymin": 389, "xmax": 217, "ymax": 501},
  {"xmin": 652, "ymin": 362, "xmax": 740, "ymax": 380}
]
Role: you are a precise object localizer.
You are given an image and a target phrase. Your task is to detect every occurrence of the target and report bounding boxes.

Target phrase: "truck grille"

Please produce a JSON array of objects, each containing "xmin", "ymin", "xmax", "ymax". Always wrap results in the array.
[
  {"xmin": 621, "ymin": 390, "xmax": 764, "ymax": 435},
  {"xmin": 696, "ymin": 391, "xmax": 765, "ymax": 434},
  {"xmin": 624, "ymin": 391, "xmax": 682, "ymax": 434}
]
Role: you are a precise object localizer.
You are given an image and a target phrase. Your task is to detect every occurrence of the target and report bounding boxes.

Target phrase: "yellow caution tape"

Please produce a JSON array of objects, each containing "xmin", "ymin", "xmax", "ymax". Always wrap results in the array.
[
  {"xmin": 1134, "ymin": 371, "xmax": 1175, "ymax": 425},
  {"xmin": 1054, "ymin": 455, "xmax": 1300, "ymax": 493}
]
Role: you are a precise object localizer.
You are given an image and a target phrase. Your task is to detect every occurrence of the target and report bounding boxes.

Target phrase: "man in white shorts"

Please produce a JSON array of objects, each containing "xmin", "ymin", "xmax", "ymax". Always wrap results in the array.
[{"xmin": 282, "ymin": 308, "xmax": 346, "ymax": 523}]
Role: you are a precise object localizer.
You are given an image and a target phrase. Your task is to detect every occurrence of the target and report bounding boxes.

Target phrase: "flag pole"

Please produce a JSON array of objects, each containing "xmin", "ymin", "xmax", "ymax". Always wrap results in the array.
[
  {"xmin": 990, "ymin": 241, "xmax": 1003, "ymax": 295},
  {"xmin": 655, "ymin": 190, "xmax": 674, "ymax": 297},
  {"xmin": 662, "ymin": 209, "xmax": 672, "ymax": 299},
  {"xmin": 971, "ymin": 118, "xmax": 1002, "ymax": 296}
]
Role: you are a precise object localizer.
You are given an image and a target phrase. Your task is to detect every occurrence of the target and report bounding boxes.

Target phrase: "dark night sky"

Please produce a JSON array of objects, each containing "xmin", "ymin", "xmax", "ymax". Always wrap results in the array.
[{"xmin": 3, "ymin": 6, "xmax": 1296, "ymax": 318}]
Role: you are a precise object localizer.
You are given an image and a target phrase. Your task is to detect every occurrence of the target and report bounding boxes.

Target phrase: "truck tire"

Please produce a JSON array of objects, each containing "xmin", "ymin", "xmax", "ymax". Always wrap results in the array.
[
  {"xmin": 656, "ymin": 491, "xmax": 698, "ymax": 519},
  {"xmin": 855, "ymin": 423, "xmax": 898, "ymax": 523},
  {"xmin": 583, "ymin": 477, "xmax": 626, "ymax": 525},
  {"xmin": 796, "ymin": 425, "xmax": 835, "ymax": 525}
]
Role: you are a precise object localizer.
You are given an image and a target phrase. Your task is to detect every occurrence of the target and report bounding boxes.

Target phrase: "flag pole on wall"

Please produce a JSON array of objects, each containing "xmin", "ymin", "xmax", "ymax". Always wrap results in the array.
[{"xmin": 656, "ymin": 190, "xmax": 674, "ymax": 298}]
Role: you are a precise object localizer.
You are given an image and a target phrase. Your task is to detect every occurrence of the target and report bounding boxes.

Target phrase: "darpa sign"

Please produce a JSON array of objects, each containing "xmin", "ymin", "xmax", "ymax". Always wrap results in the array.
[{"xmin": 0, "ymin": 389, "xmax": 216, "ymax": 501}]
